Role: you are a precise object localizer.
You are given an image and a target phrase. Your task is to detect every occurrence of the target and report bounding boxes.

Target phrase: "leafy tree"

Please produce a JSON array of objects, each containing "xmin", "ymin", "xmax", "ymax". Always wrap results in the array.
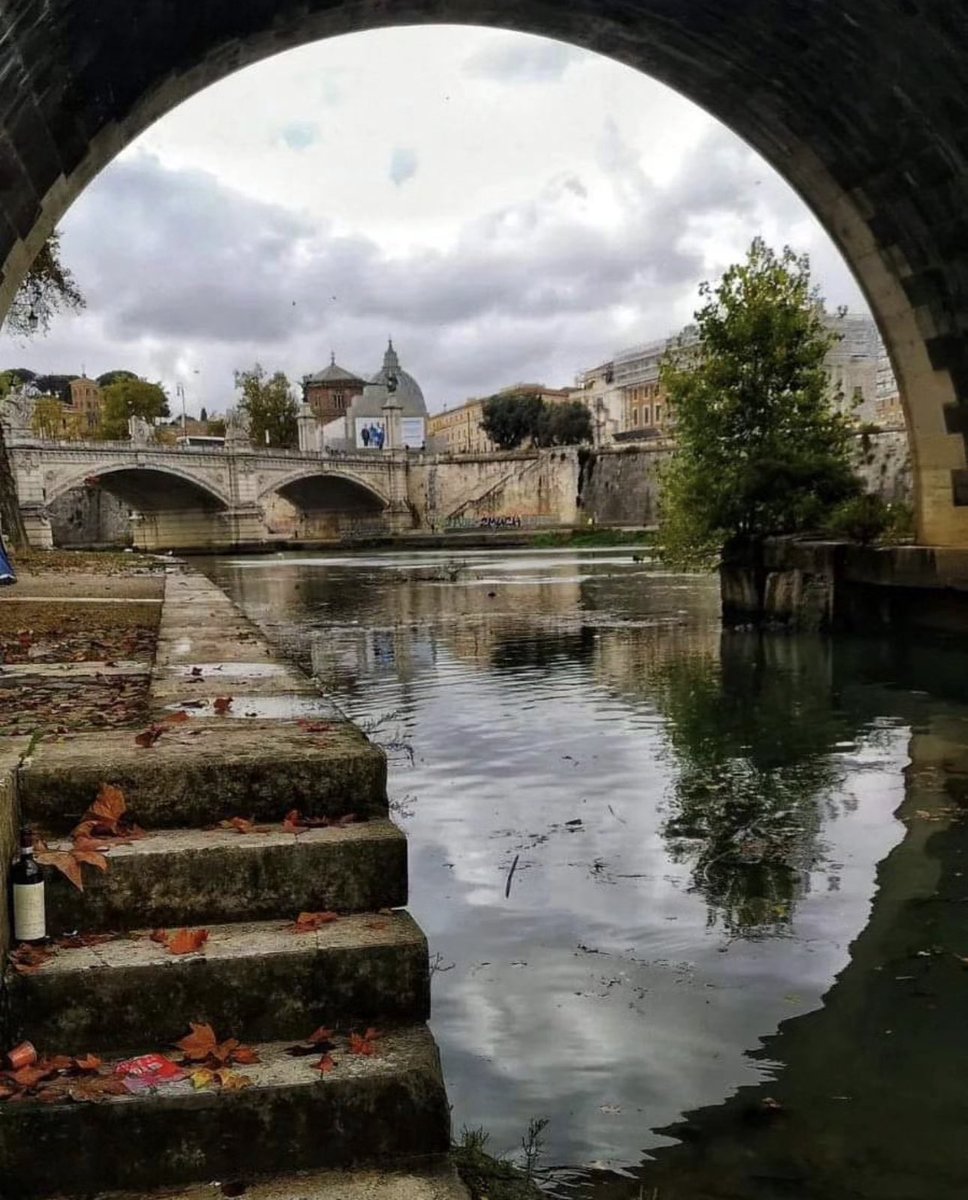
[
  {"xmin": 3, "ymin": 232, "xmax": 85, "ymax": 338},
  {"xmin": 199, "ymin": 406, "xmax": 208, "ymax": 423},
  {"xmin": 234, "ymin": 364, "xmax": 298, "ymax": 448},
  {"xmin": 31, "ymin": 397, "xmax": 67, "ymax": 440},
  {"xmin": 535, "ymin": 400, "xmax": 593, "ymax": 446},
  {"xmin": 98, "ymin": 378, "xmax": 170, "ymax": 439},
  {"xmin": 0, "ymin": 368, "xmax": 36, "ymax": 395},
  {"xmin": 207, "ymin": 417, "xmax": 226, "ymax": 437},
  {"xmin": 659, "ymin": 239, "xmax": 860, "ymax": 567},
  {"xmin": 96, "ymin": 370, "xmax": 139, "ymax": 388},
  {"xmin": 480, "ymin": 391, "xmax": 545, "ymax": 450},
  {"xmin": 32, "ymin": 374, "xmax": 74, "ymax": 401}
]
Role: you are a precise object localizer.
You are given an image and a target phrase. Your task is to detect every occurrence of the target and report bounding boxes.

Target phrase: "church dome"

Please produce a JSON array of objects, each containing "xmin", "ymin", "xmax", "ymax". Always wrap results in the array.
[{"xmin": 365, "ymin": 340, "xmax": 427, "ymax": 417}]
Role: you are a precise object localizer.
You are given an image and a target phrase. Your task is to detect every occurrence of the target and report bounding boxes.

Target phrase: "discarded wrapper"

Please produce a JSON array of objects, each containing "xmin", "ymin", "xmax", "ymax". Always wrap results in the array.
[
  {"xmin": 114, "ymin": 1053, "xmax": 186, "ymax": 1093},
  {"xmin": 6, "ymin": 1041, "xmax": 37, "ymax": 1071}
]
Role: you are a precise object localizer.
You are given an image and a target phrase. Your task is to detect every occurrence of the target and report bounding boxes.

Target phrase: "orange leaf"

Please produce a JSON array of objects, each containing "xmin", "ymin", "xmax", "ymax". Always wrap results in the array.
[
  {"xmin": 218, "ymin": 817, "xmax": 268, "ymax": 835},
  {"xmin": 230, "ymin": 1045, "xmax": 260, "ymax": 1065},
  {"xmin": 73, "ymin": 1054, "xmax": 102, "ymax": 1073},
  {"xmin": 176, "ymin": 1023, "xmax": 218, "ymax": 1061},
  {"xmin": 348, "ymin": 1032, "xmax": 377, "ymax": 1056},
  {"xmin": 165, "ymin": 710, "xmax": 190, "ymax": 724},
  {"xmin": 308, "ymin": 1026, "xmax": 335, "ymax": 1045},
  {"xmin": 135, "ymin": 725, "xmax": 165, "ymax": 748},
  {"xmin": 218, "ymin": 1071, "xmax": 253, "ymax": 1090},
  {"xmin": 292, "ymin": 911, "xmax": 339, "ymax": 933},
  {"xmin": 314, "ymin": 1053, "xmax": 336, "ymax": 1073},
  {"xmin": 36, "ymin": 849, "xmax": 84, "ymax": 891},
  {"xmin": 72, "ymin": 849, "xmax": 108, "ymax": 872},
  {"xmin": 213, "ymin": 696, "xmax": 233, "ymax": 714},
  {"xmin": 150, "ymin": 929, "xmax": 169, "ymax": 945},
  {"xmin": 89, "ymin": 783, "xmax": 127, "ymax": 828},
  {"xmin": 166, "ymin": 928, "xmax": 209, "ymax": 956},
  {"xmin": 11, "ymin": 1066, "xmax": 47, "ymax": 1088}
]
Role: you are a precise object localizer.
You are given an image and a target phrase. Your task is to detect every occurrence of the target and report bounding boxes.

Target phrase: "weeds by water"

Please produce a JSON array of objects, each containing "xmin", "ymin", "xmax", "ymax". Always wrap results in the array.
[
  {"xmin": 453, "ymin": 1123, "xmax": 548, "ymax": 1200},
  {"xmin": 527, "ymin": 528, "xmax": 655, "ymax": 549}
]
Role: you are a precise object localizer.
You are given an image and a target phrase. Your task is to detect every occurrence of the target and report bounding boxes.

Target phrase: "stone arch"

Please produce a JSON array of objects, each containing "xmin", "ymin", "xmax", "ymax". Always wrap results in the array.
[
  {"xmin": 1, "ymin": 4, "xmax": 967, "ymax": 541},
  {"xmin": 258, "ymin": 467, "xmax": 390, "ymax": 510},
  {"xmin": 45, "ymin": 462, "xmax": 232, "ymax": 511}
]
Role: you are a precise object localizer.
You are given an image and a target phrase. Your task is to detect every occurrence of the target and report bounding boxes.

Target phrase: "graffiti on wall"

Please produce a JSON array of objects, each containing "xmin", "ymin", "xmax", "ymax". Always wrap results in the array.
[{"xmin": 444, "ymin": 514, "xmax": 558, "ymax": 530}]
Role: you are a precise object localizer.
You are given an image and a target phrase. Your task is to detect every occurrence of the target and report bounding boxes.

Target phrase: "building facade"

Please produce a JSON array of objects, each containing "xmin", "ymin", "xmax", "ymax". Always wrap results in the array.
[
  {"xmin": 428, "ymin": 384, "xmax": 573, "ymax": 455},
  {"xmin": 302, "ymin": 355, "xmax": 366, "ymax": 425}
]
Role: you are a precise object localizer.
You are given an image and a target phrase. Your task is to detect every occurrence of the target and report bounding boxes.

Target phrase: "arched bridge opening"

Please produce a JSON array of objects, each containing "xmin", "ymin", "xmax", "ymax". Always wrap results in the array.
[
  {"xmin": 1, "ymin": 5, "xmax": 968, "ymax": 543},
  {"xmin": 265, "ymin": 473, "xmax": 389, "ymax": 543},
  {"xmin": 47, "ymin": 467, "xmax": 230, "ymax": 551}
]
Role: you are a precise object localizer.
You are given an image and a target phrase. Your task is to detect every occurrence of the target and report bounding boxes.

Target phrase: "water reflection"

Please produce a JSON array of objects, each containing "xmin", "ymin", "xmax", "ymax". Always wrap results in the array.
[{"xmin": 204, "ymin": 549, "xmax": 968, "ymax": 1196}]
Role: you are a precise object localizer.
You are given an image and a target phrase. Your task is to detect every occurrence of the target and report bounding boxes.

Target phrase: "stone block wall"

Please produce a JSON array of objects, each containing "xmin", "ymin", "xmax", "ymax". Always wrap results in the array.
[{"xmin": 48, "ymin": 487, "xmax": 132, "ymax": 547}]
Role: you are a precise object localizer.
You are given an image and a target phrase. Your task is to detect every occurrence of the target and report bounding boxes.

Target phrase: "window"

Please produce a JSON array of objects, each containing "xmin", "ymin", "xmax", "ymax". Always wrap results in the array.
[
  {"xmin": 631, "ymin": 407, "xmax": 639, "ymax": 427},
  {"xmin": 654, "ymin": 405, "xmax": 662, "ymax": 424},
  {"xmin": 643, "ymin": 406, "xmax": 651, "ymax": 425}
]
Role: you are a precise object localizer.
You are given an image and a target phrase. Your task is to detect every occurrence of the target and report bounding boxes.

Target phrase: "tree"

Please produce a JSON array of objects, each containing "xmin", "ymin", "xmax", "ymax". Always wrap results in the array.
[
  {"xmin": 199, "ymin": 406, "xmax": 208, "ymax": 423},
  {"xmin": 207, "ymin": 417, "xmax": 226, "ymax": 438},
  {"xmin": 3, "ymin": 232, "xmax": 85, "ymax": 338},
  {"xmin": 98, "ymin": 378, "xmax": 170, "ymax": 439},
  {"xmin": 234, "ymin": 364, "xmax": 298, "ymax": 448},
  {"xmin": 535, "ymin": 400, "xmax": 593, "ymax": 446},
  {"xmin": 659, "ymin": 239, "xmax": 860, "ymax": 568},
  {"xmin": 96, "ymin": 370, "xmax": 139, "ymax": 388},
  {"xmin": 31, "ymin": 397, "xmax": 67, "ymax": 440},
  {"xmin": 478, "ymin": 392, "xmax": 543, "ymax": 450}
]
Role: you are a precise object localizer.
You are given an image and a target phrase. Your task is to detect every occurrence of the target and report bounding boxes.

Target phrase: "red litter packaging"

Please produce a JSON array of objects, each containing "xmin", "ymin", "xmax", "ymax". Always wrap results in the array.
[{"xmin": 114, "ymin": 1053, "xmax": 186, "ymax": 1093}]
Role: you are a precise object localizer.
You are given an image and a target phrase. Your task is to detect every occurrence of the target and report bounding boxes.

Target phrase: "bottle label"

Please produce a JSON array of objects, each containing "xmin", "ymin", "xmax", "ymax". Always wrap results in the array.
[{"xmin": 13, "ymin": 882, "xmax": 45, "ymax": 942}]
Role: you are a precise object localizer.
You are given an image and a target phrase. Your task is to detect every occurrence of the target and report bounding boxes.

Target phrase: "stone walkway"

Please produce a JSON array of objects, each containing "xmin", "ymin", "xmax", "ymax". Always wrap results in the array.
[{"xmin": 1, "ymin": 568, "xmax": 456, "ymax": 1198}]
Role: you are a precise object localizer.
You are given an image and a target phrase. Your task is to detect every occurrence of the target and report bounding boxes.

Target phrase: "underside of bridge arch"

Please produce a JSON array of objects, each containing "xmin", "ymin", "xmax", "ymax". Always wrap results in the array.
[
  {"xmin": 2, "ymin": 4, "xmax": 968, "ymax": 542},
  {"xmin": 266, "ymin": 475, "xmax": 388, "ymax": 541},
  {"xmin": 55, "ymin": 468, "xmax": 232, "ymax": 551}
]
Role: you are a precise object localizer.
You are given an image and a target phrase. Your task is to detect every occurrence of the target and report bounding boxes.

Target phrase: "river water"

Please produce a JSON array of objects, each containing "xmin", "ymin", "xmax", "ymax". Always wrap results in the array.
[{"xmin": 206, "ymin": 547, "xmax": 968, "ymax": 1199}]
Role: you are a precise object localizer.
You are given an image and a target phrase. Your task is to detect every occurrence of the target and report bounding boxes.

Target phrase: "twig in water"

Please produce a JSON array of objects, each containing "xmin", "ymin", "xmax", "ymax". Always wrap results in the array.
[{"xmin": 505, "ymin": 853, "xmax": 520, "ymax": 899}]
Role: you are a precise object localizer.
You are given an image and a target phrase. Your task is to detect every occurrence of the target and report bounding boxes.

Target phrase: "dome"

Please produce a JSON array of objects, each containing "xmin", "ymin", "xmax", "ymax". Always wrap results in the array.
[{"xmin": 363, "ymin": 340, "xmax": 427, "ymax": 418}]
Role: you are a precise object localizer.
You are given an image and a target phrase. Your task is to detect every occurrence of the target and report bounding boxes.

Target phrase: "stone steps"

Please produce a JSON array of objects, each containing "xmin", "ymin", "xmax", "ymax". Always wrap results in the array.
[
  {"xmin": 0, "ymin": 1027, "xmax": 451, "ymax": 1198},
  {"xmin": 42, "ymin": 818, "xmax": 407, "ymax": 933},
  {"xmin": 10, "ymin": 911, "xmax": 430, "ymax": 1055},
  {"xmin": 19, "ymin": 720, "xmax": 387, "ymax": 832}
]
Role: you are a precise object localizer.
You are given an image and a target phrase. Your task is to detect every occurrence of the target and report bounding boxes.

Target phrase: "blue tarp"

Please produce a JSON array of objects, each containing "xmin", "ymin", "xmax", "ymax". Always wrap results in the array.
[{"xmin": 0, "ymin": 536, "xmax": 16, "ymax": 586}]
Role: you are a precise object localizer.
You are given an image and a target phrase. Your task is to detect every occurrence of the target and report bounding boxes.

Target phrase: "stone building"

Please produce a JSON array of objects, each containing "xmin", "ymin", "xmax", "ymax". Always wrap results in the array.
[
  {"xmin": 66, "ymin": 377, "xmax": 102, "ymax": 434},
  {"xmin": 428, "ymin": 383, "xmax": 573, "ymax": 454},
  {"xmin": 311, "ymin": 341, "xmax": 429, "ymax": 451},
  {"xmin": 301, "ymin": 355, "xmax": 366, "ymax": 425}
]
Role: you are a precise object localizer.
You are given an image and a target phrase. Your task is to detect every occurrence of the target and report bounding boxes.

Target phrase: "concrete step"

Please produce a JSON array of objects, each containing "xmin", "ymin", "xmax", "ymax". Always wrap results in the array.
[
  {"xmin": 10, "ymin": 912, "xmax": 430, "ymax": 1055},
  {"xmin": 20, "ymin": 720, "xmax": 387, "ymax": 832},
  {"xmin": 81, "ymin": 1164, "xmax": 470, "ymax": 1200},
  {"xmin": 42, "ymin": 818, "xmax": 408, "ymax": 934},
  {"xmin": 0, "ymin": 1026, "xmax": 451, "ymax": 1198}
]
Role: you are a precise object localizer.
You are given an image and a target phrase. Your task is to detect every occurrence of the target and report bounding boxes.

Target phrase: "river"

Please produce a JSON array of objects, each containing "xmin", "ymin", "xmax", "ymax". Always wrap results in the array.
[{"xmin": 205, "ymin": 546, "xmax": 968, "ymax": 1199}]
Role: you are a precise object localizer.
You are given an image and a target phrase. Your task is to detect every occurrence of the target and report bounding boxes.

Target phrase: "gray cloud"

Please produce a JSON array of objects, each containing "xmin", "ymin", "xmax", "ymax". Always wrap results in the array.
[
  {"xmin": 388, "ymin": 147, "xmax": 419, "ymax": 187},
  {"xmin": 463, "ymin": 38, "xmax": 581, "ymax": 84},
  {"xmin": 7, "ymin": 122, "xmax": 864, "ymax": 415}
]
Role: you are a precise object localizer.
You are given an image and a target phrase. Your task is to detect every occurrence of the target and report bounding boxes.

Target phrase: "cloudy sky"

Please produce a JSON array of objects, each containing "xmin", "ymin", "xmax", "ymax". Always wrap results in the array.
[{"xmin": 0, "ymin": 26, "xmax": 868, "ymax": 417}]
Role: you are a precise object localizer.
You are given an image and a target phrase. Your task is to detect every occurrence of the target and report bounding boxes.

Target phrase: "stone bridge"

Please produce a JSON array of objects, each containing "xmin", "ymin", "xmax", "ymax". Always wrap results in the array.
[{"xmin": 8, "ymin": 440, "xmax": 411, "ymax": 550}]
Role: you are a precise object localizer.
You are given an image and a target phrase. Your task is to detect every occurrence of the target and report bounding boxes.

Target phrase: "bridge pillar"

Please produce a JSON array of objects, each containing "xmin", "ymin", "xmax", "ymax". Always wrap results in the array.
[
  {"xmin": 130, "ymin": 506, "xmax": 266, "ymax": 552},
  {"xmin": 385, "ymin": 451, "xmax": 413, "ymax": 534},
  {"xmin": 19, "ymin": 506, "xmax": 53, "ymax": 549}
]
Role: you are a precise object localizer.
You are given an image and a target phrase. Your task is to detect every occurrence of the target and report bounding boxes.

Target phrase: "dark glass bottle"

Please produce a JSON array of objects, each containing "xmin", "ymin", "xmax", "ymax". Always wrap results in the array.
[{"xmin": 11, "ymin": 825, "xmax": 45, "ymax": 944}]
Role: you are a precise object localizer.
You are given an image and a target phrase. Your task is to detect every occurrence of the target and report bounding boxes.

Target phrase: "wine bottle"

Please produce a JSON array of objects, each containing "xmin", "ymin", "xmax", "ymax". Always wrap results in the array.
[{"xmin": 11, "ymin": 825, "xmax": 45, "ymax": 944}]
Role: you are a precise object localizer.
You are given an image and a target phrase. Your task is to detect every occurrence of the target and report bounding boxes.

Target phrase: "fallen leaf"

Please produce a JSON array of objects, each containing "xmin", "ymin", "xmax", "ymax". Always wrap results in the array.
[
  {"xmin": 71, "ymin": 849, "xmax": 108, "ymax": 872},
  {"xmin": 166, "ymin": 928, "xmax": 209, "ymax": 955},
  {"xmin": 190, "ymin": 666, "xmax": 204, "ymax": 677},
  {"xmin": 308, "ymin": 1026, "xmax": 335, "ymax": 1045},
  {"xmin": 291, "ymin": 911, "xmax": 339, "ymax": 933},
  {"xmin": 35, "ymin": 849, "xmax": 84, "ymax": 891},
  {"xmin": 135, "ymin": 724, "xmax": 165, "ymax": 748},
  {"xmin": 190, "ymin": 1068, "xmax": 217, "ymax": 1090},
  {"xmin": 150, "ymin": 929, "xmax": 169, "ymax": 945},
  {"xmin": 230, "ymin": 1045, "xmax": 260, "ymax": 1065},
  {"xmin": 73, "ymin": 1054, "xmax": 103, "ymax": 1072},
  {"xmin": 11, "ymin": 1066, "xmax": 48, "ymax": 1089},
  {"xmin": 54, "ymin": 932, "xmax": 118, "ymax": 950},
  {"xmin": 314, "ymin": 1053, "xmax": 336, "ymax": 1074},
  {"xmin": 213, "ymin": 696, "xmax": 233, "ymax": 714},
  {"xmin": 165, "ymin": 710, "xmax": 191, "ymax": 724},
  {"xmin": 218, "ymin": 1072, "xmax": 253, "ymax": 1090},
  {"xmin": 176, "ymin": 1023, "xmax": 218, "ymax": 1062},
  {"xmin": 348, "ymin": 1029, "xmax": 380, "ymax": 1056},
  {"xmin": 9, "ymin": 944, "xmax": 55, "ymax": 974},
  {"xmin": 218, "ymin": 817, "xmax": 268, "ymax": 835}
]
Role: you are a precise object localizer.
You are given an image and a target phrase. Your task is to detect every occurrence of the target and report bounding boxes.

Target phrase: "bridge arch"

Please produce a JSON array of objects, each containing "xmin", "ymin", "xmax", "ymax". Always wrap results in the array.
[
  {"xmin": 1, "ymin": 5, "xmax": 967, "ymax": 542},
  {"xmin": 46, "ymin": 462, "xmax": 232, "ymax": 511},
  {"xmin": 257, "ymin": 467, "xmax": 389, "ymax": 510}
]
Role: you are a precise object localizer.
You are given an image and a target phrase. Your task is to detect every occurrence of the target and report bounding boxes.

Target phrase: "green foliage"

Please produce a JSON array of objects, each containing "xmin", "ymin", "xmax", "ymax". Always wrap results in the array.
[
  {"xmin": 480, "ymin": 392, "xmax": 545, "ymax": 450},
  {"xmin": 96, "ymin": 370, "xmax": 139, "ymax": 388},
  {"xmin": 31, "ymin": 396, "xmax": 67, "ymax": 439},
  {"xmin": 98, "ymin": 378, "xmax": 170, "ymax": 439},
  {"xmin": 823, "ymin": 494, "xmax": 914, "ymax": 545},
  {"xmin": 3, "ymin": 232, "xmax": 85, "ymax": 338},
  {"xmin": 207, "ymin": 417, "xmax": 226, "ymax": 437},
  {"xmin": 0, "ymin": 368, "xmax": 37, "ymax": 396},
  {"xmin": 659, "ymin": 239, "xmax": 860, "ymax": 567},
  {"xmin": 480, "ymin": 393, "xmax": 592, "ymax": 450},
  {"xmin": 234, "ymin": 363, "xmax": 298, "ymax": 448},
  {"xmin": 453, "ymin": 1124, "xmax": 546, "ymax": 1200}
]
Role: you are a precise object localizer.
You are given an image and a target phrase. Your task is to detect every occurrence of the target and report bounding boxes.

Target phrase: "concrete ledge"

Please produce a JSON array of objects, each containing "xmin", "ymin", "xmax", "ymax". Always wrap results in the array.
[
  {"xmin": 19, "ymin": 720, "xmax": 388, "ymax": 831},
  {"xmin": 10, "ymin": 912, "xmax": 430, "ymax": 1054},
  {"xmin": 42, "ymin": 819, "xmax": 408, "ymax": 932},
  {"xmin": 0, "ymin": 1026, "xmax": 450, "ymax": 1197}
]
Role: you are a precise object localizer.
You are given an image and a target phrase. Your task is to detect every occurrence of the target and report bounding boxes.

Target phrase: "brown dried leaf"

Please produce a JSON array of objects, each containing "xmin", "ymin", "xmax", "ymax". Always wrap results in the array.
[
  {"xmin": 176, "ymin": 1023, "xmax": 218, "ymax": 1062},
  {"xmin": 73, "ymin": 1054, "xmax": 103, "ymax": 1073},
  {"xmin": 314, "ymin": 1053, "xmax": 337, "ymax": 1074},
  {"xmin": 218, "ymin": 1071, "xmax": 253, "ymax": 1090},
  {"xmin": 72, "ymin": 849, "xmax": 108, "ymax": 872},
  {"xmin": 135, "ymin": 724, "xmax": 165, "ymax": 748},
  {"xmin": 35, "ymin": 849, "xmax": 84, "ymax": 891},
  {"xmin": 150, "ymin": 929, "xmax": 169, "ymax": 945},
  {"xmin": 166, "ymin": 928, "xmax": 209, "ymax": 956},
  {"xmin": 291, "ymin": 911, "xmax": 339, "ymax": 933},
  {"xmin": 165, "ymin": 710, "xmax": 191, "ymax": 724},
  {"xmin": 213, "ymin": 696, "xmax": 233, "ymax": 715}
]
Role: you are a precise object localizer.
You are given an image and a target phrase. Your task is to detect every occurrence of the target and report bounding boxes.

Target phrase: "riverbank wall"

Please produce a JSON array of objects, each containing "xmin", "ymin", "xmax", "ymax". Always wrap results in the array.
[{"xmin": 721, "ymin": 539, "xmax": 968, "ymax": 635}]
